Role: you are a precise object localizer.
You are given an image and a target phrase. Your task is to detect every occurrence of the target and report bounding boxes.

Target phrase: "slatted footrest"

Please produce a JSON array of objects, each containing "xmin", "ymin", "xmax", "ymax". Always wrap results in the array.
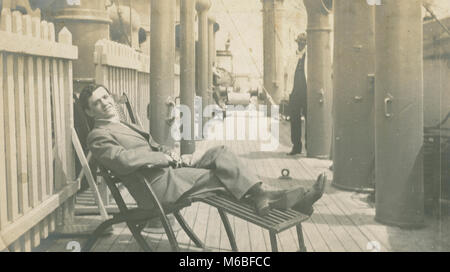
[{"xmin": 197, "ymin": 194, "xmax": 309, "ymax": 233}]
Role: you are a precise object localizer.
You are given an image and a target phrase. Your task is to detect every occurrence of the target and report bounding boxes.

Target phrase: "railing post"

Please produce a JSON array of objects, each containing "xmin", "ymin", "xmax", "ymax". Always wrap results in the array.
[
  {"xmin": 0, "ymin": 15, "xmax": 8, "ymax": 232},
  {"xmin": 56, "ymin": 27, "xmax": 78, "ymax": 233},
  {"xmin": 94, "ymin": 40, "xmax": 109, "ymax": 87},
  {"xmin": 1, "ymin": 8, "xmax": 20, "ymax": 223}
]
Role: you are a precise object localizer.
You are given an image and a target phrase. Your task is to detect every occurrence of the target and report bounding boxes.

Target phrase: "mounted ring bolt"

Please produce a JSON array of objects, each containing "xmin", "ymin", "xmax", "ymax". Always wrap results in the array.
[{"xmin": 279, "ymin": 168, "xmax": 292, "ymax": 180}]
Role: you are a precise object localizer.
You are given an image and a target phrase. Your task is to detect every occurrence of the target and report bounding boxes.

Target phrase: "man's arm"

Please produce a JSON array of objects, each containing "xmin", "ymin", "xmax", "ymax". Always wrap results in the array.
[{"xmin": 87, "ymin": 130, "xmax": 170, "ymax": 176}]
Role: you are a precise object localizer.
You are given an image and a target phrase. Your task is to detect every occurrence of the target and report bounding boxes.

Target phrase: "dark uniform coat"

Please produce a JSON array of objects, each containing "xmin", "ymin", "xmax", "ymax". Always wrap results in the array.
[
  {"xmin": 288, "ymin": 52, "xmax": 307, "ymax": 152},
  {"xmin": 288, "ymin": 52, "xmax": 307, "ymax": 118}
]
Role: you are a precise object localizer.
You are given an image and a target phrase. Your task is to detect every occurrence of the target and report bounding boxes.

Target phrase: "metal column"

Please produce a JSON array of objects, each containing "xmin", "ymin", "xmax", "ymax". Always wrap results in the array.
[
  {"xmin": 332, "ymin": 0, "xmax": 375, "ymax": 191},
  {"xmin": 303, "ymin": 0, "xmax": 333, "ymax": 158},
  {"xmin": 208, "ymin": 15, "xmax": 217, "ymax": 109},
  {"xmin": 150, "ymin": 0, "xmax": 176, "ymax": 144},
  {"xmin": 261, "ymin": 0, "xmax": 285, "ymax": 105},
  {"xmin": 374, "ymin": 0, "xmax": 424, "ymax": 228},
  {"xmin": 180, "ymin": 0, "xmax": 196, "ymax": 155},
  {"xmin": 51, "ymin": 0, "xmax": 111, "ymax": 92},
  {"xmin": 196, "ymin": 0, "xmax": 211, "ymax": 133},
  {"xmin": 208, "ymin": 15, "xmax": 216, "ymax": 91}
]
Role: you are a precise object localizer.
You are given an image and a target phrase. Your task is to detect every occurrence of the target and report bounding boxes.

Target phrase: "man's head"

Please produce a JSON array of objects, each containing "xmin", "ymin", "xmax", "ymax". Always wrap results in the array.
[
  {"xmin": 79, "ymin": 84, "xmax": 118, "ymax": 120},
  {"xmin": 296, "ymin": 33, "xmax": 307, "ymax": 52}
]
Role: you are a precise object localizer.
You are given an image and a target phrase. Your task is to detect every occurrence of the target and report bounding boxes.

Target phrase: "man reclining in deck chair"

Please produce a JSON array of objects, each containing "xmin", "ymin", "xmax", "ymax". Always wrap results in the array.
[{"xmin": 79, "ymin": 84, "xmax": 326, "ymax": 216}]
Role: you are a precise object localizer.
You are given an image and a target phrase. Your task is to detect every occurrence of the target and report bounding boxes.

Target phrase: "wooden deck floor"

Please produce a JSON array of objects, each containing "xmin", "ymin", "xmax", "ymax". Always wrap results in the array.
[{"xmin": 35, "ymin": 116, "xmax": 450, "ymax": 252}]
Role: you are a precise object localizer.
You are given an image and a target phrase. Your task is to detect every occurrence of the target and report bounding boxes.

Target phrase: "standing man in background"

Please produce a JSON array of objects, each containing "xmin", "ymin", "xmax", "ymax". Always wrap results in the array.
[{"xmin": 287, "ymin": 33, "xmax": 307, "ymax": 155}]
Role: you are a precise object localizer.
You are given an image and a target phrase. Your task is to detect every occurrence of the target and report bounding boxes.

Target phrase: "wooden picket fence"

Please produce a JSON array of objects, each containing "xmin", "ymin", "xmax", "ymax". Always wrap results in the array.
[{"xmin": 0, "ymin": 9, "xmax": 78, "ymax": 251}]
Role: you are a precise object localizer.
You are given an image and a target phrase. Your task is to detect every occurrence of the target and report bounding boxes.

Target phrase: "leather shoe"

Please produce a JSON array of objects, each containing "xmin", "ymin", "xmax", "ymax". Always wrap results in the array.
[
  {"xmin": 287, "ymin": 149, "xmax": 302, "ymax": 156},
  {"xmin": 250, "ymin": 186, "xmax": 306, "ymax": 216},
  {"xmin": 292, "ymin": 172, "xmax": 327, "ymax": 215}
]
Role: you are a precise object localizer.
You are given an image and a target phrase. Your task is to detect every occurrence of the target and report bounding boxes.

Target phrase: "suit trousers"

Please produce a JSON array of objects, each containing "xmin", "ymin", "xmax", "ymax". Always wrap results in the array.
[
  {"xmin": 123, "ymin": 145, "xmax": 260, "ymax": 210},
  {"xmin": 290, "ymin": 114, "xmax": 306, "ymax": 152}
]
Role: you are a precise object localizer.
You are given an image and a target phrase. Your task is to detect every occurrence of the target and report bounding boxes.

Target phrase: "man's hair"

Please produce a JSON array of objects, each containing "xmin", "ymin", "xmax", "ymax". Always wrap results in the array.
[{"xmin": 78, "ymin": 84, "xmax": 110, "ymax": 112}]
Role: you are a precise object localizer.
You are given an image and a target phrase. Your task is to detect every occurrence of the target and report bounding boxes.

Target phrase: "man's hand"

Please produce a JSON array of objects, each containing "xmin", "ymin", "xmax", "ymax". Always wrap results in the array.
[
  {"xmin": 165, "ymin": 154, "xmax": 179, "ymax": 168},
  {"xmin": 180, "ymin": 154, "xmax": 193, "ymax": 167},
  {"xmin": 169, "ymin": 151, "xmax": 180, "ymax": 162},
  {"xmin": 164, "ymin": 153, "xmax": 174, "ymax": 161}
]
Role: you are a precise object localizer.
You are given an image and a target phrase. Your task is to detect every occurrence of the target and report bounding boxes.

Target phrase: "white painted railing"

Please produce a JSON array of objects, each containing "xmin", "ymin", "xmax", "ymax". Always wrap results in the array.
[{"xmin": 0, "ymin": 9, "xmax": 78, "ymax": 252}]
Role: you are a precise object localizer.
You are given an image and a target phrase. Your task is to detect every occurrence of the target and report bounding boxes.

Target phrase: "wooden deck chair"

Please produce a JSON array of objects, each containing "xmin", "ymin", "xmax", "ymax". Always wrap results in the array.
[
  {"xmin": 78, "ymin": 93, "xmax": 204, "ymax": 252},
  {"xmin": 82, "ymin": 165, "xmax": 205, "ymax": 252},
  {"xmin": 73, "ymin": 94, "xmax": 108, "ymax": 220},
  {"xmin": 120, "ymin": 92, "xmax": 312, "ymax": 252},
  {"xmin": 82, "ymin": 92, "xmax": 312, "ymax": 252},
  {"xmin": 72, "ymin": 93, "xmax": 147, "ymax": 225},
  {"xmin": 72, "ymin": 93, "xmax": 139, "ymax": 216}
]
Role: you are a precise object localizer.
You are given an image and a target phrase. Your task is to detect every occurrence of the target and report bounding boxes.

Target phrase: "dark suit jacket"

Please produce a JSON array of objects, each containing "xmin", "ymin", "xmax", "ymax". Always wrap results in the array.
[
  {"xmin": 86, "ymin": 120, "xmax": 254, "ymax": 208},
  {"xmin": 288, "ymin": 52, "xmax": 307, "ymax": 118},
  {"xmin": 87, "ymin": 120, "xmax": 172, "ymax": 181}
]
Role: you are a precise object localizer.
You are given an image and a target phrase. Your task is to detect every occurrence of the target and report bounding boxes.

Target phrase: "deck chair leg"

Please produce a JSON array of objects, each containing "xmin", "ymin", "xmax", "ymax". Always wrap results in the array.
[
  {"xmin": 82, "ymin": 218, "xmax": 117, "ymax": 252},
  {"xmin": 158, "ymin": 215, "xmax": 180, "ymax": 252},
  {"xmin": 218, "ymin": 209, "xmax": 238, "ymax": 252},
  {"xmin": 174, "ymin": 211, "xmax": 205, "ymax": 249},
  {"xmin": 269, "ymin": 231, "xmax": 278, "ymax": 252},
  {"xmin": 128, "ymin": 223, "xmax": 154, "ymax": 252},
  {"xmin": 296, "ymin": 224, "xmax": 307, "ymax": 252}
]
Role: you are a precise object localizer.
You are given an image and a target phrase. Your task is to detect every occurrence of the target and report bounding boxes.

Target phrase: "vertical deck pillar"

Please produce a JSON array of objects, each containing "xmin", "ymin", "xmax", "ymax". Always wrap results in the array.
[
  {"xmin": 374, "ymin": 0, "xmax": 424, "ymax": 228},
  {"xmin": 51, "ymin": 0, "xmax": 111, "ymax": 92},
  {"xmin": 261, "ymin": 0, "xmax": 285, "ymax": 104},
  {"xmin": 196, "ymin": 0, "xmax": 211, "ymax": 134},
  {"xmin": 208, "ymin": 15, "xmax": 217, "ymax": 107},
  {"xmin": 150, "ymin": 0, "xmax": 176, "ymax": 144},
  {"xmin": 180, "ymin": 0, "xmax": 196, "ymax": 154},
  {"xmin": 332, "ymin": 0, "xmax": 375, "ymax": 191},
  {"xmin": 303, "ymin": 0, "xmax": 333, "ymax": 158}
]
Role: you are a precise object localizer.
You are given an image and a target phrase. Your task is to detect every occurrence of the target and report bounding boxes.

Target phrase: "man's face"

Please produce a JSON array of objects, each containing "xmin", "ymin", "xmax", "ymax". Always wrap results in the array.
[{"xmin": 85, "ymin": 87, "xmax": 118, "ymax": 120}]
